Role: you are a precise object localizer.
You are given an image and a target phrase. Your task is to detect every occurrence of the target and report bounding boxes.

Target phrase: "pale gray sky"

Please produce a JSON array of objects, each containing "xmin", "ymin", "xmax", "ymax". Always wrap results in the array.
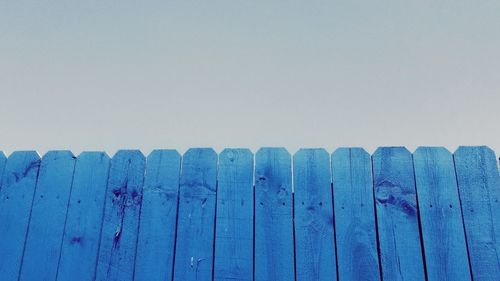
[{"xmin": 0, "ymin": 1, "xmax": 499, "ymax": 156}]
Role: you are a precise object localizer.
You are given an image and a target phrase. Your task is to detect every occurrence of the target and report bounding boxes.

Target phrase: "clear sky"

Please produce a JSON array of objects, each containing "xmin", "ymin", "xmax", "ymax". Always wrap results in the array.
[{"xmin": 1, "ymin": 1, "xmax": 499, "ymax": 156}]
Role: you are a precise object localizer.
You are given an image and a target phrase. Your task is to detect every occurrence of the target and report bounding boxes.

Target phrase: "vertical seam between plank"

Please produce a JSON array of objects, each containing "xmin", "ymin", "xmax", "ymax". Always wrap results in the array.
[
  {"xmin": 411, "ymin": 153, "xmax": 429, "ymax": 281},
  {"xmin": 92, "ymin": 156, "xmax": 113, "ymax": 281},
  {"xmin": 170, "ymin": 154, "xmax": 183, "ymax": 281},
  {"xmin": 452, "ymin": 154, "xmax": 475, "ymax": 281},
  {"xmin": 131, "ymin": 156, "xmax": 146, "ymax": 280},
  {"xmin": 16, "ymin": 154, "xmax": 42, "ymax": 281},
  {"xmin": 54, "ymin": 156, "xmax": 78, "ymax": 281},
  {"xmin": 291, "ymin": 156, "xmax": 297, "ymax": 281},
  {"xmin": 371, "ymin": 153, "xmax": 384, "ymax": 281},
  {"xmin": 331, "ymin": 151, "xmax": 339, "ymax": 281}
]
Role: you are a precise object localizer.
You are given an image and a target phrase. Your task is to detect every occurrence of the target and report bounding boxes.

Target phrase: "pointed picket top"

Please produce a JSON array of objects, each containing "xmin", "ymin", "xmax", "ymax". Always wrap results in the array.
[
  {"xmin": 220, "ymin": 148, "xmax": 253, "ymax": 163},
  {"xmin": 41, "ymin": 150, "xmax": 75, "ymax": 159},
  {"xmin": 183, "ymin": 148, "xmax": 217, "ymax": 164},
  {"xmin": 148, "ymin": 149, "xmax": 181, "ymax": 160},
  {"xmin": 256, "ymin": 147, "xmax": 290, "ymax": 157},
  {"xmin": 294, "ymin": 147, "xmax": 329, "ymax": 160},
  {"xmin": 454, "ymin": 145, "xmax": 496, "ymax": 157},
  {"xmin": 144, "ymin": 149, "xmax": 181, "ymax": 192},
  {"xmin": 77, "ymin": 151, "xmax": 111, "ymax": 160},
  {"xmin": 332, "ymin": 147, "xmax": 371, "ymax": 159},
  {"xmin": 112, "ymin": 149, "xmax": 145, "ymax": 160},
  {"xmin": 414, "ymin": 146, "xmax": 452, "ymax": 156},
  {"xmin": 373, "ymin": 146, "xmax": 411, "ymax": 157}
]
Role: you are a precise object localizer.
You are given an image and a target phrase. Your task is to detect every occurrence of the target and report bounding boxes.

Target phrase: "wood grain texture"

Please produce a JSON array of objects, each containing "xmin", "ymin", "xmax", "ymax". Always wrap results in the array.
[
  {"xmin": 95, "ymin": 150, "xmax": 145, "ymax": 281},
  {"xmin": 255, "ymin": 148, "xmax": 295, "ymax": 281},
  {"xmin": 213, "ymin": 149, "xmax": 254, "ymax": 281},
  {"xmin": 19, "ymin": 151, "xmax": 76, "ymax": 281},
  {"xmin": 413, "ymin": 147, "xmax": 472, "ymax": 280},
  {"xmin": 134, "ymin": 150, "xmax": 181, "ymax": 281},
  {"xmin": 293, "ymin": 148, "xmax": 336, "ymax": 281},
  {"xmin": 56, "ymin": 152, "xmax": 111, "ymax": 281},
  {"xmin": 173, "ymin": 148, "xmax": 217, "ymax": 281},
  {"xmin": 0, "ymin": 151, "xmax": 41, "ymax": 281},
  {"xmin": 372, "ymin": 147, "xmax": 425, "ymax": 281},
  {"xmin": 454, "ymin": 146, "xmax": 500, "ymax": 281},
  {"xmin": 332, "ymin": 148, "xmax": 380, "ymax": 281}
]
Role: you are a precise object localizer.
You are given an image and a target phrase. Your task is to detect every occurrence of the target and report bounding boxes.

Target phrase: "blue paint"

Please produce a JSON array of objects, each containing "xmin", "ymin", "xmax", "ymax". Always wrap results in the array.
[
  {"xmin": 0, "ymin": 151, "xmax": 41, "ymax": 281},
  {"xmin": 56, "ymin": 152, "xmax": 111, "ymax": 281},
  {"xmin": 173, "ymin": 148, "xmax": 217, "ymax": 281},
  {"xmin": 135, "ymin": 150, "xmax": 181, "ymax": 281},
  {"xmin": 95, "ymin": 150, "xmax": 145, "ymax": 281},
  {"xmin": 254, "ymin": 148, "xmax": 294, "ymax": 281},
  {"xmin": 214, "ymin": 149, "xmax": 254, "ymax": 281},
  {"xmin": 332, "ymin": 148, "xmax": 380, "ymax": 281},
  {"xmin": 294, "ymin": 149, "xmax": 336, "ymax": 281},
  {"xmin": 0, "ymin": 151, "xmax": 6, "ymax": 176},
  {"xmin": 0, "ymin": 147, "xmax": 497, "ymax": 281},
  {"xmin": 372, "ymin": 147, "xmax": 425, "ymax": 281},
  {"xmin": 413, "ymin": 147, "xmax": 472, "ymax": 280},
  {"xmin": 19, "ymin": 151, "xmax": 76, "ymax": 281},
  {"xmin": 454, "ymin": 146, "xmax": 500, "ymax": 281}
]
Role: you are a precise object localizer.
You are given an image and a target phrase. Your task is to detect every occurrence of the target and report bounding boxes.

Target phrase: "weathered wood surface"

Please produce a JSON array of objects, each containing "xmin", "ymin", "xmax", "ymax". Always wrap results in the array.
[
  {"xmin": 454, "ymin": 146, "xmax": 500, "ymax": 281},
  {"xmin": 0, "ymin": 151, "xmax": 41, "ymax": 281},
  {"xmin": 293, "ymin": 149, "xmax": 336, "ymax": 281},
  {"xmin": 372, "ymin": 147, "xmax": 425, "ymax": 281},
  {"xmin": 56, "ymin": 152, "xmax": 110, "ymax": 281},
  {"xmin": 0, "ymin": 146, "xmax": 497, "ymax": 281},
  {"xmin": 19, "ymin": 151, "xmax": 76, "ymax": 281},
  {"xmin": 173, "ymin": 148, "xmax": 217, "ymax": 281},
  {"xmin": 134, "ymin": 150, "xmax": 181, "ymax": 281},
  {"xmin": 213, "ymin": 149, "xmax": 254, "ymax": 281},
  {"xmin": 413, "ymin": 147, "xmax": 472, "ymax": 280},
  {"xmin": 95, "ymin": 150, "xmax": 145, "ymax": 281},
  {"xmin": 332, "ymin": 148, "xmax": 380, "ymax": 281},
  {"xmin": 254, "ymin": 148, "xmax": 295, "ymax": 281}
]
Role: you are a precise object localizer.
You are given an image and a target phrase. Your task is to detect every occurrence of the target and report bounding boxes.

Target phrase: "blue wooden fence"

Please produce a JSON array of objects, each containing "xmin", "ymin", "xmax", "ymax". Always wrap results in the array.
[{"xmin": 0, "ymin": 146, "xmax": 498, "ymax": 281}]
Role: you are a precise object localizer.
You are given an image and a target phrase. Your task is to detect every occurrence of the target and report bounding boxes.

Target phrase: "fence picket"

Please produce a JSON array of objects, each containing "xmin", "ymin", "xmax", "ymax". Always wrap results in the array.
[
  {"xmin": 454, "ymin": 146, "xmax": 500, "ymax": 281},
  {"xmin": 213, "ymin": 149, "xmax": 254, "ymax": 281},
  {"xmin": 56, "ymin": 152, "xmax": 110, "ymax": 281},
  {"xmin": 255, "ymin": 148, "xmax": 294, "ymax": 281},
  {"xmin": 95, "ymin": 150, "xmax": 145, "ymax": 281},
  {"xmin": 134, "ymin": 150, "xmax": 181, "ymax": 281},
  {"xmin": 173, "ymin": 148, "xmax": 217, "ymax": 281},
  {"xmin": 372, "ymin": 147, "xmax": 425, "ymax": 281},
  {"xmin": 294, "ymin": 149, "xmax": 336, "ymax": 281},
  {"xmin": 0, "ymin": 151, "xmax": 41, "ymax": 281},
  {"xmin": 19, "ymin": 151, "xmax": 76, "ymax": 281},
  {"xmin": 413, "ymin": 147, "xmax": 472, "ymax": 280},
  {"xmin": 332, "ymin": 148, "xmax": 380, "ymax": 281}
]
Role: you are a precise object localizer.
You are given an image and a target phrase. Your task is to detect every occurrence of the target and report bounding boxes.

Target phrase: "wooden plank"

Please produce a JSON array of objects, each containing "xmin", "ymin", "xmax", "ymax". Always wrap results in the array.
[
  {"xmin": 0, "ymin": 151, "xmax": 41, "ymax": 281},
  {"xmin": 213, "ymin": 149, "xmax": 254, "ymax": 281},
  {"xmin": 95, "ymin": 150, "xmax": 145, "ymax": 281},
  {"xmin": 294, "ymin": 148, "xmax": 336, "ymax": 281},
  {"xmin": 255, "ymin": 148, "xmax": 294, "ymax": 281},
  {"xmin": 56, "ymin": 152, "xmax": 111, "ymax": 281},
  {"xmin": 454, "ymin": 146, "xmax": 500, "ymax": 281},
  {"xmin": 332, "ymin": 148, "xmax": 380, "ymax": 281},
  {"xmin": 173, "ymin": 148, "xmax": 217, "ymax": 281},
  {"xmin": 372, "ymin": 147, "xmax": 425, "ymax": 281},
  {"xmin": 413, "ymin": 147, "xmax": 472, "ymax": 280},
  {"xmin": 134, "ymin": 150, "xmax": 181, "ymax": 281},
  {"xmin": 0, "ymin": 151, "xmax": 6, "ymax": 176},
  {"xmin": 19, "ymin": 151, "xmax": 76, "ymax": 281}
]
